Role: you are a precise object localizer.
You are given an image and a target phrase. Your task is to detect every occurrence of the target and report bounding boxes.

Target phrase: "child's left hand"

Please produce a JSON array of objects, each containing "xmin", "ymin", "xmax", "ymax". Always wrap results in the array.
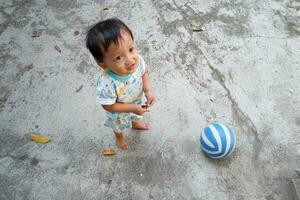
[{"xmin": 145, "ymin": 91, "xmax": 155, "ymax": 107}]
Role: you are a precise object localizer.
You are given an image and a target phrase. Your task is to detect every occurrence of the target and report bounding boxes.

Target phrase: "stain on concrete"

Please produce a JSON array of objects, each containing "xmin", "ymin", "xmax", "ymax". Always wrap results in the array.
[
  {"xmin": 17, "ymin": 154, "xmax": 29, "ymax": 161},
  {"xmin": 177, "ymin": 108, "xmax": 188, "ymax": 128},
  {"xmin": 0, "ymin": 129, "xmax": 29, "ymax": 156},
  {"xmin": 46, "ymin": 0, "xmax": 78, "ymax": 11},
  {"xmin": 120, "ymin": 153, "xmax": 187, "ymax": 185},
  {"xmin": 0, "ymin": 88, "xmax": 9, "ymax": 109},
  {"xmin": 76, "ymin": 54, "xmax": 91, "ymax": 74},
  {"xmin": 268, "ymin": 177, "xmax": 299, "ymax": 200},
  {"xmin": 295, "ymin": 117, "xmax": 300, "ymax": 126},
  {"xmin": 286, "ymin": 21, "xmax": 300, "ymax": 36},
  {"xmin": 153, "ymin": 0, "xmax": 251, "ymax": 38},
  {"xmin": 30, "ymin": 157, "xmax": 39, "ymax": 167},
  {"xmin": 0, "ymin": 175, "xmax": 16, "ymax": 200},
  {"xmin": 179, "ymin": 51, "xmax": 187, "ymax": 65},
  {"xmin": 273, "ymin": 9, "xmax": 300, "ymax": 37}
]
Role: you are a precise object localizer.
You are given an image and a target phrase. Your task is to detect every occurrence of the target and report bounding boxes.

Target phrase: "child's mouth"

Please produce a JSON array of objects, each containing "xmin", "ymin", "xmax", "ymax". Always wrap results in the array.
[{"xmin": 127, "ymin": 64, "xmax": 136, "ymax": 72}]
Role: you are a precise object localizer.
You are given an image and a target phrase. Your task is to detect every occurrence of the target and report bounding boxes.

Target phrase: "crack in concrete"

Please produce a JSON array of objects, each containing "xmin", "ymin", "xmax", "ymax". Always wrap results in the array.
[{"xmin": 199, "ymin": 46, "xmax": 262, "ymax": 157}]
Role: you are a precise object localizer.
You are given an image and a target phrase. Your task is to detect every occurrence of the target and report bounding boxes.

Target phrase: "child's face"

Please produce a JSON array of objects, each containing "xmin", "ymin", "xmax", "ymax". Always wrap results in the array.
[{"xmin": 98, "ymin": 31, "xmax": 139, "ymax": 76}]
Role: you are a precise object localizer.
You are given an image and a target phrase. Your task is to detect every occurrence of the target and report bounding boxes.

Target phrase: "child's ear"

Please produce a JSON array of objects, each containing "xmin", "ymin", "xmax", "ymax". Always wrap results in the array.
[{"xmin": 96, "ymin": 60, "xmax": 107, "ymax": 69}]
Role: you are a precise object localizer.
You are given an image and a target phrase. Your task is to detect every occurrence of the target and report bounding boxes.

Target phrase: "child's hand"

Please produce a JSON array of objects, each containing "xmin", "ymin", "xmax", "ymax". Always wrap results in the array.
[
  {"xmin": 134, "ymin": 105, "xmax": 149, "ymax": 115},
  {"xmin": 145, "ymin": 91, "xmax": 155, "ymax": 107}
]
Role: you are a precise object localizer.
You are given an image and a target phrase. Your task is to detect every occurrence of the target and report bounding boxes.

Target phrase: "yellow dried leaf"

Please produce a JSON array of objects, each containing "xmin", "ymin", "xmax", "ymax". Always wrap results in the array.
[
  {"xmin": 29, "ymin": 133, "xmax": 50, "ymax": 144},
  {"xmin": 102, "ymin": 148, "xmax": 116, "ymax": 156}
]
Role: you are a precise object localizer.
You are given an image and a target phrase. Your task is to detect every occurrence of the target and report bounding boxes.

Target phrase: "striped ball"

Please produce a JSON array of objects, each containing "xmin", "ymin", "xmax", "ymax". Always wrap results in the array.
[{"xmin": 200, "ymin": 123, "xmax": 236, "ymax": 159}]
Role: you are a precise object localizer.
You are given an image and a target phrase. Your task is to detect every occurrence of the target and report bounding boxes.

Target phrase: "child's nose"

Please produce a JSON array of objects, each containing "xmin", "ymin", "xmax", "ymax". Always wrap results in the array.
[{"xmin": 126, "ymin": 56, "xmax": 134, "ymax": 66}]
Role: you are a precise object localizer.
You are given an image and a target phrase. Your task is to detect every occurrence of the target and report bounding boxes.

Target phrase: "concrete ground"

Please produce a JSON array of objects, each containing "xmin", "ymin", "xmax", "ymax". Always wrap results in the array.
[{"xmin": 1, "ymin": 0, "xmax": 300, "ymax": 199}]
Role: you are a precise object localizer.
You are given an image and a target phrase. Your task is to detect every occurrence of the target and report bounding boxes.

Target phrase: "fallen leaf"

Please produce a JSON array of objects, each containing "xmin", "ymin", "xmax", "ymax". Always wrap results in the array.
[
  {"xmin": 54, "ymin": 45, "xmax": 62, "ymax": 53},
  {"xmin": 100, "ymin": 5, "xmax": 109, "ymax": 11},
  {"xmin": 26, "ymin": 63, "xmax": 33, "ymax": 70},
  {"xmin": 32, "ymin": 31, "xmax": 41, "ymax": 38},
  {"xmin": 191, "ymin": 24, "xmax": 203, "ymax": 32},
  {"xmin": 74, "ymin": 30, "xmax": 80, "ymax": 36},
  {"xmin": 29, "ymin": 133, "xmax": 50, "ymax": 144},
  {"xmin": 76, "ymin": 85, "xmax": 83, "ymax": 92},
  {"xmin": 102, "ymin": 148, "xmax": 116, "ymax": 156}
]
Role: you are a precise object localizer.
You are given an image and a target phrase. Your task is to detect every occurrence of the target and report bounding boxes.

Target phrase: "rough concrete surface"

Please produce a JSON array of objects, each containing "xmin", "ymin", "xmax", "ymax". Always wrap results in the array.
[
  {"xmin": 292, "ymin": 179, "xmax": 300, "ymax": 199},
  {"xmin": 0, "ymin": 0, "xmax": 300, "ymax": 199}
]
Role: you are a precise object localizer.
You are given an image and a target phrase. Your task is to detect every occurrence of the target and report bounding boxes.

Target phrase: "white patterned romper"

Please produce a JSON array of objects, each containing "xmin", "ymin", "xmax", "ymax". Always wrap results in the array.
[{"xmin": 96, "ymin": 55, "xmax": 146, "ymax": 133}]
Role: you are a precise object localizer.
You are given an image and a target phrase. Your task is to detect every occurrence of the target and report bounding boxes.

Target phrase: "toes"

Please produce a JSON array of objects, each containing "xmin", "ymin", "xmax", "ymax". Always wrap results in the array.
[
  {"xmin": 132, "ymin": 121, "xmax": 149, "ymax": 130},
  {"xmin": 143, "ymin": 124, "xmax": 149, "ymax": 130},
  {"xmin": 115, "ymin": 135, "xmax": 128, "ymax": 149},
  {"xmin": 117, "ymin": 142, "xmax": 128, "ymax": 149}
]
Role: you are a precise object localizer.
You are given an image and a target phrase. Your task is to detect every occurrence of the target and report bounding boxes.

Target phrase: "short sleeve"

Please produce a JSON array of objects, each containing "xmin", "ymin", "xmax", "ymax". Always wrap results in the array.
[
  {"xmin": 139, "ymin": 55, "xmax": 146, "ymax": 75},
  {"xmin": 96, "ymin": 75, "xmax": 117, "ymax": 105}
]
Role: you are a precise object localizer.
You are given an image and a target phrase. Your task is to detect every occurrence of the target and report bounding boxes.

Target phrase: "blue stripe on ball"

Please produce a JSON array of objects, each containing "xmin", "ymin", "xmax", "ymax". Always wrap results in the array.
[
  {"xmin": 213, "ymin": 123, "xmax": 227, "ymax": 157},
  {"xmin": 200, "ymin": 136, "xmax": 215, "ymax": 152},
  {"xmin": 200, "ymin": 127, "xmax": 218, "ymax": 151},
  {"xmin": 200, "ymin": 126, "xmax": 221, "ymax": 155}
]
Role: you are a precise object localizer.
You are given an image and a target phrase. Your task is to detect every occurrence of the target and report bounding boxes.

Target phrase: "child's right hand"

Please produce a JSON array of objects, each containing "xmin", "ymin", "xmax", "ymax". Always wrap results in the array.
[{"xmin": 134, "ymin": 105, "xmax": 149, "ymax": 115}]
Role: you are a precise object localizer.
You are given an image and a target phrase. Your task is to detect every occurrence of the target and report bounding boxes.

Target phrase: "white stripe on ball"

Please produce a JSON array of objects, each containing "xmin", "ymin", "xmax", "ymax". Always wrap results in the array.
[
  {"xmin": 202, "ymin": 129, "xmax": 215, "ymax": 149},
  {"xmin": 209, "ymin": 125, "xmax": 222, "ymax": 154},
  {"xmin": 219, "ymin": 123, "xmax": 231, "ymax": 156}
]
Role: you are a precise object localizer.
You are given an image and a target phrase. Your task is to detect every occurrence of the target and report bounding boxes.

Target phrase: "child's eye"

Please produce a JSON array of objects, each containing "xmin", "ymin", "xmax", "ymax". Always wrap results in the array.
[
  {"xmin": 129, "ymin": 47, "xmax": 135, "ymax": 52},
  {"xmin": 115, "ymin": 56, "xmax": 121, "ymax": 61}
]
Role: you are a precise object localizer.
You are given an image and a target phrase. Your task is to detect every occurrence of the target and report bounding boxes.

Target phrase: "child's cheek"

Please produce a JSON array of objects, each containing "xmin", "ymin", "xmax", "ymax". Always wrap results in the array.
[{"xmin": 135, "ymin": 55, "xmax": 139, "ymax": 64}]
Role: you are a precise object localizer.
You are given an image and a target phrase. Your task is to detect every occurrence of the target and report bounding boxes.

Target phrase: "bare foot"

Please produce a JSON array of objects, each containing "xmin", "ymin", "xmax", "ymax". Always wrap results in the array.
[
  {"xmin": 115, "ymin": 132, "xmax": 128, "ymax": 149},
  {"xmin": 132, "ymin": 120, "xmax": 149, "ymax": 130}
]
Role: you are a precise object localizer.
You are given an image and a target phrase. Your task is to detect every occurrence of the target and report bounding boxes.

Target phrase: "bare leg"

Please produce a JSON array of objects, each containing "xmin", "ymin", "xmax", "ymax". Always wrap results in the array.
[
  {"xmin": 132, "ymin": 120, "xmax": 149, "ymax": 130},
  {"xmin": 114, "ymin": 132, "xmax": 128, "ymax": 149}
]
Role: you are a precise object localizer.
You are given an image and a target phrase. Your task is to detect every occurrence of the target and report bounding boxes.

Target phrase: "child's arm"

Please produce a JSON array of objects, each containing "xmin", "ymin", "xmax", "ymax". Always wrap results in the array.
[
  {"xmin": 102, "ymin": 103, "xmax": 148, "ymax": 115},
  {"xmin": 142, "ymin": 71, "xmax": 155, "ymax": 107}
]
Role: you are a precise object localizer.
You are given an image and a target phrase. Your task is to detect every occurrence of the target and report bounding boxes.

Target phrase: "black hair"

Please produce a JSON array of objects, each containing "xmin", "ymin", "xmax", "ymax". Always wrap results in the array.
[{"xmin": 86, "ymin": 18, "xmax": 134, "ymax": 61}]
